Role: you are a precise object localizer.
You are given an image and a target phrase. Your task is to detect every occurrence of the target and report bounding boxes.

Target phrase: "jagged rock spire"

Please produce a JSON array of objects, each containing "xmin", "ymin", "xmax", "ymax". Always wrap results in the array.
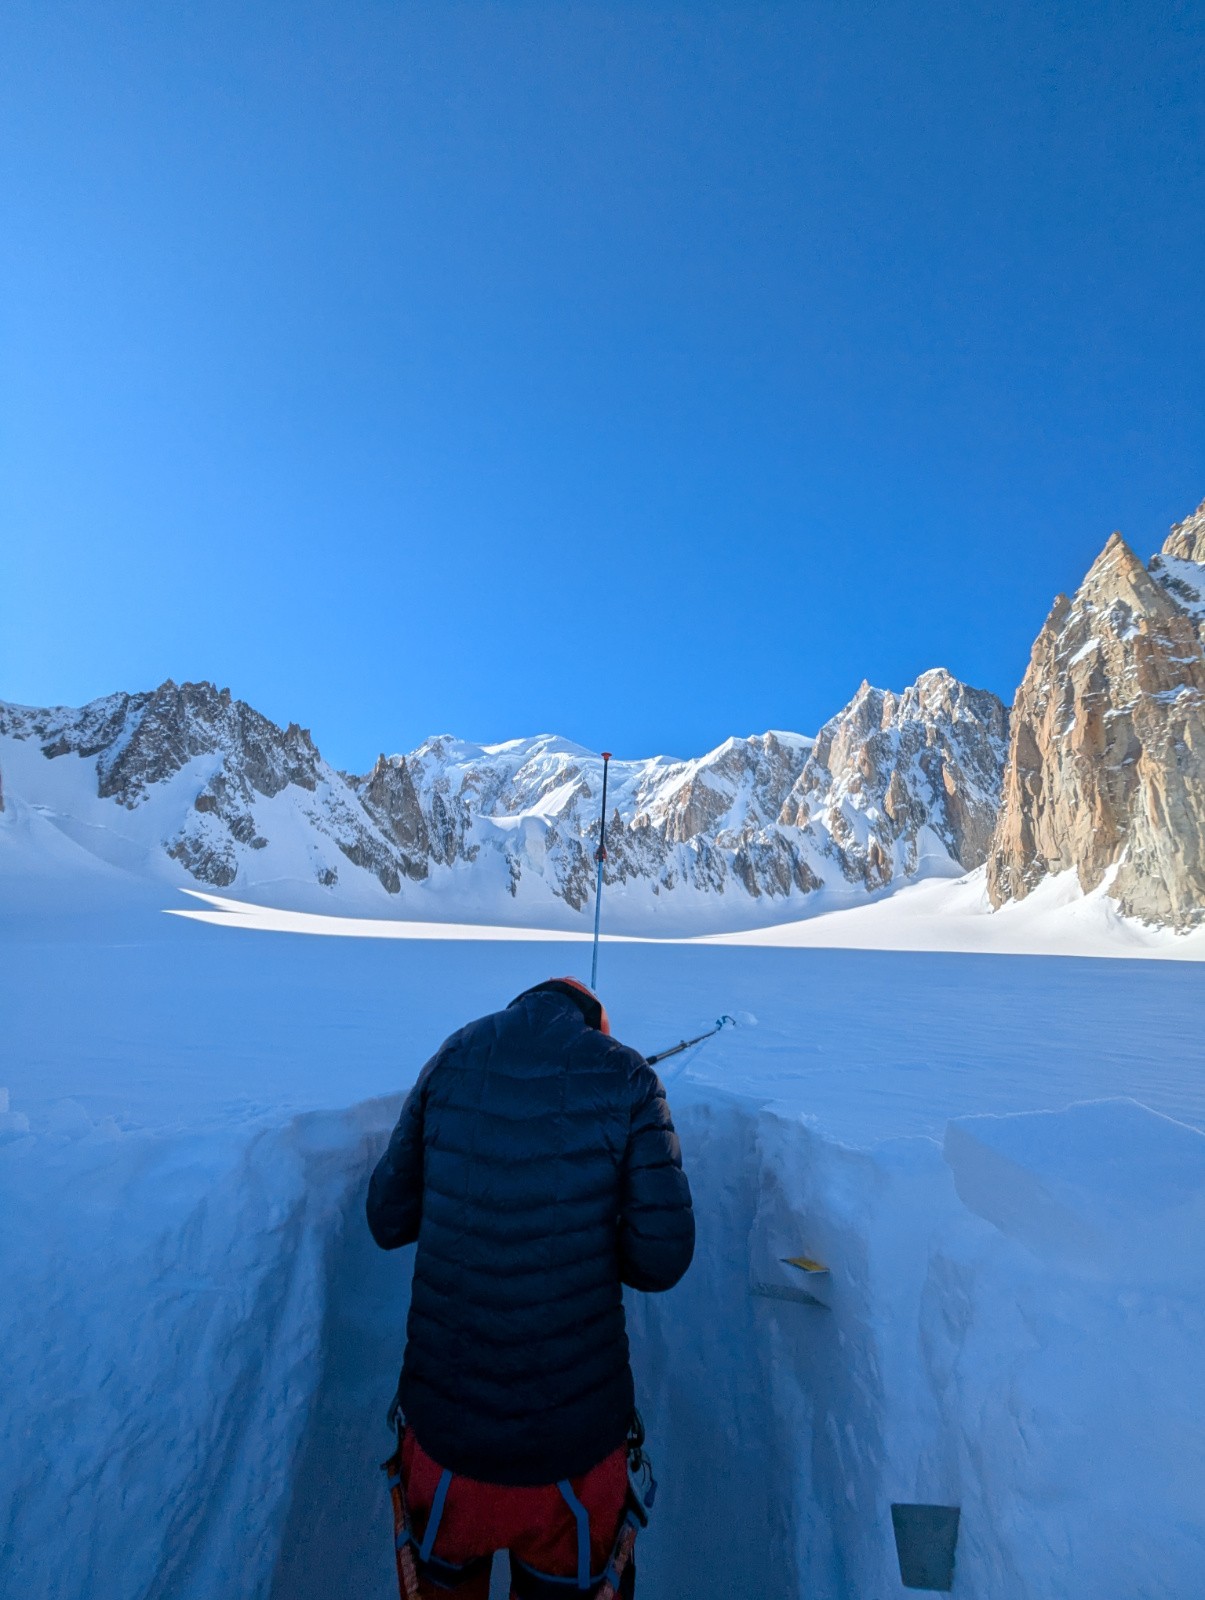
[{"xmin": 987, "ymin": 510, "xmax": 1205, "ymax": 929}]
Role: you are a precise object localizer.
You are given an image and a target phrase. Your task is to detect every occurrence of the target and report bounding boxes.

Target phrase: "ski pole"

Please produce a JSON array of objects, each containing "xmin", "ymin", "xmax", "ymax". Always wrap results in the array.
[{"xmin": 590, "ymin": 751, "xmax": 611, "ymax": 992}]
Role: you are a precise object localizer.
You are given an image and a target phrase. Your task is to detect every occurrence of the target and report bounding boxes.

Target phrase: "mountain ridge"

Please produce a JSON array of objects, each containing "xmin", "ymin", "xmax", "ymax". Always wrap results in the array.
[
  {"xmin": 5, "ymin": 497, "xmax": 1204, "ymax": 934},
  {"xmin": 0, "ymin": 666, "xmax": 1008, "ymax": 928}
]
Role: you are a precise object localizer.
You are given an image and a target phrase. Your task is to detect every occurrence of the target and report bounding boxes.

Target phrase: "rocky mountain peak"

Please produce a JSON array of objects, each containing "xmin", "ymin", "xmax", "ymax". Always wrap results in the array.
[
  {"xmin": 777, "ymin": 669, "xmax": 1009, "ymax": 888},
  {"xmin": 988, "ymin": 504, "xmax": 1205, "ymax": 928},
  {"xmin": 1150, "ymin": 510, "xmax": 1205, "ymax": 644},
  {"xmin": 1079, "ymin": 531, "xmax": 1150, "ymax": 601},
  {"xmin": 93, "ymin": 678, "xmax": 324, "ymax": 807},
  {"xmin": 0, "ymin": 680, "xmax": 400, "ymax": 893},
  {"xmin": 1163, "ymin": 499, "xmax": 1205, "ymax": 563}
]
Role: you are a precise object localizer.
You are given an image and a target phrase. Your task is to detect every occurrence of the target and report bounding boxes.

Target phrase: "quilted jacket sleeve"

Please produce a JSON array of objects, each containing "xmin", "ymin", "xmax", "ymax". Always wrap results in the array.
[
  {"xmin": 618, "ymin": 1061, "xmax": 695, "ymax": 1291},
  {"xmin": 366, "ymin": 1059, "xmax": 433, "ymax": 1250}
]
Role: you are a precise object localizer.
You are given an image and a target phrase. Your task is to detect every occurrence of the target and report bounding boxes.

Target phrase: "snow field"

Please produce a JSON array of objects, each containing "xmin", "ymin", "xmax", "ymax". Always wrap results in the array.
[
  {"xmin": 0, "ymin": 1097, "xmax": 402, "ymax": 1598},
  {"xmin": 5, "ymin": 1088, "xmax": 1201, "ymax": 1598},
  {"xmin": 3, "ymin": 902, "xmax": 1204, "ymax": 1597},
  {"xmin": 636, "ymin": 1092, "xmax": 1205, "ymax": 1598}
]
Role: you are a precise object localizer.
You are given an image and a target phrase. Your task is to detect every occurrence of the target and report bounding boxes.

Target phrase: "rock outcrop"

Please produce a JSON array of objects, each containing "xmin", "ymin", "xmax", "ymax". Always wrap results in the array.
[
  {"xmin": 987, "ymin": 510, "xmax": 1205, "ymax": 929},
  {"xmin": 1161, "ymin": 498, "xmax": 1205, "ymax": 564},
  {"xmin": 780, "ymin": 669, "xmax": 1010, "ymax": 889}
]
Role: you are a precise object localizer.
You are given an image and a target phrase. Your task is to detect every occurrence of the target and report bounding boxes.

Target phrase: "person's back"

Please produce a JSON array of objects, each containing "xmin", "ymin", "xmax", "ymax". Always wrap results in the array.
[{"xmin": 367, "ymin": 977, "xmax": 694, "ymax": 1598}]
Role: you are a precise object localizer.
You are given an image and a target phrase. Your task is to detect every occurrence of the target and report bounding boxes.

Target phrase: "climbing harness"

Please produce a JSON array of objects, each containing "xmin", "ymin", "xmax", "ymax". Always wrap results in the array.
[
  {"xmin": 383, "ymin": 1390, "xmax": 495, "ymax": 1596},
  {"xmin": 382, "ymin": 1389, "xmax": 423, "ymax": 1600},
  {"xmin": 510, "ymin": 1413, "xmax": 655, "ymax": 1600},
  {"xmin": 597, "ymin": 1412, "xmax": 657, "ymax": 1600},
  {"xmin": 381, "ymin": 1398, "xmax": 656, "ymax": 1600}
]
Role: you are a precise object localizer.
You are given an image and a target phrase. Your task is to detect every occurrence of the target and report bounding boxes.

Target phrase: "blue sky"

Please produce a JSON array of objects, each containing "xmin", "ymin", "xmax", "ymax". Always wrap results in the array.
[{"xmin": 3, "ymin": 1, "xmax": 1203, "ymax": 770}]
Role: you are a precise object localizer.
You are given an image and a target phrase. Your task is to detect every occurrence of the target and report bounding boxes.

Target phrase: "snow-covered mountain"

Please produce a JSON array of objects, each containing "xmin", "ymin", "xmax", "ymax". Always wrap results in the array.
[
  {"xmin": 0, "ymin": 669, "xmax": 1009, "ymax": 928},
  {"xmin": 356, "ymin": 665, "xmax": 1007, "ymax": 914},
  {"xmin": 8, "ymin": 494, "xmax": 1205, "ymax": 936},
  {"xmin": 0, "ymin": 684, "xmax": 404, "ymax": 898}
]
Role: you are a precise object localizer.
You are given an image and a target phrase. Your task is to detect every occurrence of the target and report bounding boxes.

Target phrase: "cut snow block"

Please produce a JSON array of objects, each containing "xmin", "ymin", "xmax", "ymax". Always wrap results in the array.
[
  {"xmin": 944, "ymin": 1098, "xmax": 1205, "ymax": 1281},
  {"xmin": 890, "ymin": 1503, "xmax": 960, "ymax": 1591}
]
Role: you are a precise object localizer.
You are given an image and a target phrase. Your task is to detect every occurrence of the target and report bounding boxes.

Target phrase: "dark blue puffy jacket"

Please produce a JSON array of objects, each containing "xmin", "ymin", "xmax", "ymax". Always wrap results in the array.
[{"xmin": 366, "ymin": 981, "xmax": 695, "ymax": 1486}]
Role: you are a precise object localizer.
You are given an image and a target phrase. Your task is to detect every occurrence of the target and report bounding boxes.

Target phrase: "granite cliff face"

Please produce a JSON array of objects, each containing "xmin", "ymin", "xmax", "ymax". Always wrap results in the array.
[
  {"xmin": 780, "ymin": 669, "xmax": 1009, "ymax": 890},
  {"xmin": 1160, "ymin": 499, "xmax": 1205, "ymax": 565},
  {"xmin": 0, "ymin": 668, "xmax": 1009, "ymax": 919},
  {"xmin": 988, "ymin": 502, "xmax": 1205, "ymax": 929}
]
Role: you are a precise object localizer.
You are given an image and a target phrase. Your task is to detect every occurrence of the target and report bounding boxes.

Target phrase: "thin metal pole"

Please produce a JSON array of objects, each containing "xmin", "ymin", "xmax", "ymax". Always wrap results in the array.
[
  {"xmin": 645, "ymin": 1015, "xmax": 735, "ymax": 1068},
  {"xmin": 590, "ymin": 751, "xmax": 612, "ymax": 992}
]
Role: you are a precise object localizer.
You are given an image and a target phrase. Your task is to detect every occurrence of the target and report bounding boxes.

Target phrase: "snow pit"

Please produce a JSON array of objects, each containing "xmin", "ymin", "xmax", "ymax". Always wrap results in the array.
[
  {"xmin": 0, "ymin": 1097, "xmax": 403, "ymax": 1600},
  {"xmin": 3, "ymin": 1088, "xmax": 1203, "ymax": 1599}
]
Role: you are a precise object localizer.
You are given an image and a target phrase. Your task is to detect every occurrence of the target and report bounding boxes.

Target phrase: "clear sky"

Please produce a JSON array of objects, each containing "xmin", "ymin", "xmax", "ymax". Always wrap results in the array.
[{"xmin": 3, "ymin": 1, "xmax": 1203, "ymax": 771}]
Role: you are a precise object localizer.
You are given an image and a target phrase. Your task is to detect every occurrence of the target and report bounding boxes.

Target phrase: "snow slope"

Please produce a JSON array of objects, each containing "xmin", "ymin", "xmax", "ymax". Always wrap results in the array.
[
  {"xmin": 163, "ymin": 867, "xmax": 1205, "ymax": 961},
  {"xmin": 3, "ymin": 884, "xmax": 1205, "ymax": 1598}
]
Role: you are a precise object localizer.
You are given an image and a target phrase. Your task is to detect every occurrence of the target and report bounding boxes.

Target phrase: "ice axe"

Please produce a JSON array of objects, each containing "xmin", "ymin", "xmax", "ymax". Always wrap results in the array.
[{"xmin": 646, "ymin": 1011, "xmax": 756, "ymax": 1076}]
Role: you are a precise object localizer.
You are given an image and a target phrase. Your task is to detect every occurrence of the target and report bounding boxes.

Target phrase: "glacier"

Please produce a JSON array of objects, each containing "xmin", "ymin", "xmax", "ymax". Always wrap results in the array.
[{"xmin": 3, "ymin": 885, "xmax": 1204, "ymax": 1599}]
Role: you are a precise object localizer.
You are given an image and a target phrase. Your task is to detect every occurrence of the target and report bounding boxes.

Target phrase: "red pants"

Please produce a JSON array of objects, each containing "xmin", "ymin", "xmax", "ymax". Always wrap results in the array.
[{"xmin": 401, "ymin": 1429, "xmax": 631, "ymax": 1600}]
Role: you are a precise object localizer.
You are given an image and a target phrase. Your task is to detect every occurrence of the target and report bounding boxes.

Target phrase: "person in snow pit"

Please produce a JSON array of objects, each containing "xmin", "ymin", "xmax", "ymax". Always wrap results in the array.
[{"xmin": 366, "ymin": 976, "xmax": 695, "ymax": 1600}]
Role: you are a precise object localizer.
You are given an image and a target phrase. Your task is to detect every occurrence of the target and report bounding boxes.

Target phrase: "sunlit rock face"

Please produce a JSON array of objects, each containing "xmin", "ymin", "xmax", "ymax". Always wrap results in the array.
[
  {"xmin": 1161, "ymin": 499, "xmax": 1205, "ymax": 565},
  {"xmin": 988, "ymin": 502, "xmax": 1205, "ymax": 930},
  {"xmin": 778, "ymin": 669, "xmax": 1010, "ymax": 890}
]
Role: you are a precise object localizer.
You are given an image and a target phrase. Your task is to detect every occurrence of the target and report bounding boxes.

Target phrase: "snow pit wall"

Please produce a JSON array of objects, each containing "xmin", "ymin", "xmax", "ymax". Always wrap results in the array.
[{"xmin": 2, "ymin": 1094, "xmax": 1203, "ymax": 1599}]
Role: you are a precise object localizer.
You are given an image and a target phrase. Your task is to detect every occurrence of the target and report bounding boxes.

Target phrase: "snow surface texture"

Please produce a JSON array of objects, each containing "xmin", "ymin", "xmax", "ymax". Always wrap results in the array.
[{"xmin": 3, "ymin": 889, "xmax": 1205, "ymax": 1599}]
